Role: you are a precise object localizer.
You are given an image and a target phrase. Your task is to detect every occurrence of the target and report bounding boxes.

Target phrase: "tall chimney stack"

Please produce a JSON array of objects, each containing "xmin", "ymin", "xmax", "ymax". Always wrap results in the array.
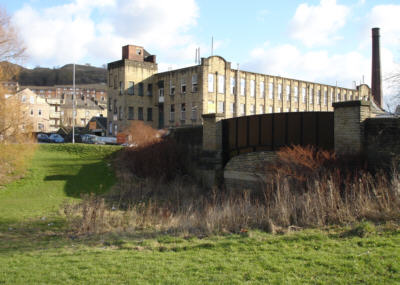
[{"xmin": 371, "ymin": 27, "xmax": 382, "ymax": 108}]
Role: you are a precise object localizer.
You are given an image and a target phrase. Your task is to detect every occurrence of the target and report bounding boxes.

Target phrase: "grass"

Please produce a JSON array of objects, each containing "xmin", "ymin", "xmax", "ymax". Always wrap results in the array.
[
  {"xmin": 0, "ymin": 144, "xmax": 120, "ymax": 225},
  {"xmin": 0, "ymin": 228, "xmax": 399, "ymax": 284},
  {"xmin": 0, "ymin": 144, "xmax": 399, "ymax": 284}
]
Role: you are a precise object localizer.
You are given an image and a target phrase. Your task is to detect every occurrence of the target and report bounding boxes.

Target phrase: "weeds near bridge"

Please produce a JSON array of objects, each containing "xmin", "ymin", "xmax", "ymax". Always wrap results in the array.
[{"xmin": 64, "ymin": 145, "xmax": 400, "ymax": 236}]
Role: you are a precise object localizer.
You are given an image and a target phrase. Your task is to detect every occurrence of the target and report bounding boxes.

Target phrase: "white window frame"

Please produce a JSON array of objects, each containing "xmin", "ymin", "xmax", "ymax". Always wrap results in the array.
[
  {"xmin": 250, "ymin": 80, "xmax": 255, "ymax": 97},
  {"xmin": 208, "ymin": 74, "xmax": 214, "ymax": 92},
  {"xmin": 218, "ymin": 75, "xmax": 225, "ymax": 94},
  {"xmin": 260, "ymin": 81, "xmax": 265, "ymax": 98},
  {"xmin": 240, "ymin": 78, "xmax": 245, "ymax": 96}
]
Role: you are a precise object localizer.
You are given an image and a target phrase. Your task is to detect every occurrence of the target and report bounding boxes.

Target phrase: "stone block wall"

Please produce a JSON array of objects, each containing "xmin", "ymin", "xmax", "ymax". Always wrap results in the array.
[
  {"xmin": 364, "ymin": 117, "xmax": 400, "ymax": 170},
  {"xmin": 224, "ymin": 151, "xmax": 278, "ymax": 191},
  {"xmin": 333, "ymin": 101, "xmax": 371, "ymax": 155}
]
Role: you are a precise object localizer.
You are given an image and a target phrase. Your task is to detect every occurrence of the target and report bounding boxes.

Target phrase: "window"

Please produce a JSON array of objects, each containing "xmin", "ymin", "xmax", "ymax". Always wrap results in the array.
[
  {"xmin": 208, "ymin": 100, "xmax": 215, "ymax": 113},
  {"xmin": 260, "ymin": 81, "xmax": 265, "ymax": 98},
  {"xmin": 30, "ymin": 96, "xmax": 34, "ymax": 104},
  {"xmin": 147, "ymin": 108, "xmax": 153, "ymax": 121},
  {"xmin": 218, "ymin": 75, "xmax": 225, "ymax": 94},
  {"xmin": 138, "ymin": 107, "xmax": 143, "ymax": 120},
  {"xmin": 147, "ymin": 84, "xmax": 153, "ymax": 96},
  {"xmin": 118, "ymin": 106, "xmax": 122, "ymax": 120},
  {"xmin": 114, "ymin": 124, "xmax": 118, "ymax": 135},
  {"xmin": 337, "ymin": 92, "xmax": 341, "ymax": 102},
  {"xmin": 208, "ymin": 74, "xmax": 214, "ymax": 92},
  {"xmin": 302, "ymin": 87, "xmax": 306, "ymax": 103},
  {"xmin": 230, "ymin": 77, "xmax": 236, "ymax": 94},
  {"xmin": 159, "ymin": 88, "xmax": 164, "ymax": 98},
  {"xmin": 349, "ymin": 93, "xmax": 353, "ymax": 100},
  {"xmin": 138, "ymin": 83, "xmax": 144, "ymax": 96},
  {"xmin": 250, "ymin": 104, "xmax": 255, "ymax": 115},
  {"xmin": 21, "ymin": 95, "xmax": 26, "ymax": 103},
  {"xmin": 317, "ymin": 90, "xmax": 321, "ymax": 105},
  {"xmin": 268, "ymin": 106, "xmax": 273, "ymax": 113},
  {"xmin": 113, "ymin": 99, "xmax": 117, "ymax": 114},
  {"xmin": 170, "ymin": 104, "xmax": 175, "ymax": 122},
  {"xmin": 108, "ymin": 99, "xmax": 112, "ymax": 111},
  {"xmin": 181, "ymin": 84, "xmax": 186, "ymax": 94},
  {"xmin": 217, "ymin": 101, "xmax": 224, "ymax": 113},
  {"xmin": 286, "ymin": 85, "xmax": 291, "ymax": 101},
  {"xmin": 277, "ymin": 107, "xmax": 281, "ymax": 113},
  {"xmin": 170, "ymin": 85, "xmax": 175, "ymax": 96},
  {"xmin": 128, "ymin": 81, "xmax": 134, "ymax": 95},
  {"xmin": 119, "ymin": 81, "xmax": 123, "ymax": 95},
  {"xmin": 259, "ymin": 105, "xmax": 264, "ymax": 114},
  {"xmin": 136, "ymin": 48, "xmax": 141, "ymax": 55},
  {"xmin": 278, "ymin": 84, "xmax": 282, "ymax": 100},
  {"xmin": 230, "ymin": 103, "xmax": 235, "ymax": 115},
  {"xmin": 109, "ymin": 74, "xmax": 112, "ymax": 87},
  {"xmin": 38, "ymin": 109, "xmax": 42, "ymax": 116},
  {"xmin": 324, "ymin": 90, "xmax": 328, "ymax": 105},
  {"xmin": 180, "ymin": 103, "xmax": 186, "ymax": 121},
  {"xmin": 240, "ymin": 78, "xmax": 245, "ymax": 96},
  {"xmin": 250, "ymin": 80, "xmax": 255, "ymax": 97},
  {"xmin": 128, "ymin": 107, "xmax": 134, "ymax": 120},
  {"xmin": 192, "ymin": 74, "xmax": 198, "ymax": 92},
  {"xmin": 81, "ymin": 119, "xmax": 86, "ymax": 125},
  {"xmin": 240, "ymin": 103, "xmax": 245, "ymax": 116},
  {"xmin": 38, "ymin": 123, "xmax": 44, "ymax": 131},
  {"xmin": 269, "ymin": 82, "xmax": 273, "ymax": 99},
  {"xmin": 294, "ymin": 86, "xmax": 299, "ymax": 102},
  {"xmin": 191, "ymin": 104, "xmax": 197, "ymax": 120},
  {"xmin": 343, "ymin": 93, "xmax": 347, "ymax": 101},
  {"xmin": 30, "ymin": 109, "xmax": 33, "ymax": 116},
  {"xmin": 309, "ymin": 88, "xmax": 313, "ymax": 104}
]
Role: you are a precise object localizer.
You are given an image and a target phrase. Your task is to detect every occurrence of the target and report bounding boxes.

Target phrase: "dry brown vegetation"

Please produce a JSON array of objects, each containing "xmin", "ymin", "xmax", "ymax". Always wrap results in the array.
[
  {"xmin": 118, "ymin": 121, "xmax": 189, "ymax": 181},
  {"xmin": 64, "ymin": 144, "xmax": 400, "ymax": 236}
]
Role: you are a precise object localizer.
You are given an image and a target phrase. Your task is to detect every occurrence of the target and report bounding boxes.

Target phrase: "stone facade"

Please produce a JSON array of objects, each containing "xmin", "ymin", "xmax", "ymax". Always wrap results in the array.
[
  {"xmin": 107, "ymin": 45, "xmax": 372, "ymax": 135},
  {"xmin": 333, "ymin": 101, "xmax": 371, "ymax": 155},
  {"xmin": 16, "ymin": 88, "xmax": 52, "ymax": 132}
]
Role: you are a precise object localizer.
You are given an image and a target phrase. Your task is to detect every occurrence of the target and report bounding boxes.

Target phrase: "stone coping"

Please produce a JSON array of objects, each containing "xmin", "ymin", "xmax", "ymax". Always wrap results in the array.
[{"xmin": 333, "ymin": 100, "xmax": 371, "ymax": 108}]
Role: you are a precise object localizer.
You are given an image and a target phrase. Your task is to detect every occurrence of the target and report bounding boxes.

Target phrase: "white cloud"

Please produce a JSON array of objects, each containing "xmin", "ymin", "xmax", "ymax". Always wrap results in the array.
[
  {"xmin": 242, "ymin": 43, "xmax": 399, "ymax": 108},
  {"xmin": 289, "ymin": 0, "xmax": 350, "ymax": 47},
  {"xmin": 11, "ymin": 0, "xmax": 199, "ymax": 67},
  {"xmin": 368, "ymin": 4, "xmax": 400, "ymax": 47}
]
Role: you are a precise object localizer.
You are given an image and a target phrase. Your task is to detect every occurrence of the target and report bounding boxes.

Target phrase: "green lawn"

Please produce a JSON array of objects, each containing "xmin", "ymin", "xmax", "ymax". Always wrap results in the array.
[
  {"xmin": 0, "ymin": 144, "xmax": 399, "ymax": 284},
  {"xmin": 0, "ymin": 144, "xmax": 120, "ymax": 225}
]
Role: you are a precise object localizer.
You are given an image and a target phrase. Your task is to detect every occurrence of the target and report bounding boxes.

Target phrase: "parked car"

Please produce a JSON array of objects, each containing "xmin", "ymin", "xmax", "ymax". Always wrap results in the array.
[
  {"xmin": 37, "ymin": 133, "xmax": 50, "ymax": 143},
  {"xmin": 81, "ymin": 134, "xmax": 97, "ymax": 144},
  {"xmin": 49, "ymin": 134, "xmax": 64, "ymax": 143}
]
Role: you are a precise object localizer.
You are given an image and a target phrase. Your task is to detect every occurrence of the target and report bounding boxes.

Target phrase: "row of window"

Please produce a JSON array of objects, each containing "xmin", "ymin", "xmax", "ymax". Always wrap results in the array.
[
  {"xmin": 117, "ymin": 106, "xmax": 153, "ymax": 122},
  {"xmin": 207, "ymin": 101, "xmax": 331, "ymax": 115},
  {"xmin": 207, "ymin": 74, "xmax": 356, "ymax": 103},
  {"xmin": 169, "ymin": 103, "xmax": 197, "ymax": 122}
]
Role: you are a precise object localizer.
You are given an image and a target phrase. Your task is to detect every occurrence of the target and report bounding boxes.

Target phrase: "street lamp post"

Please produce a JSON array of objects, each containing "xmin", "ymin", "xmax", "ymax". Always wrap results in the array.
[{"xmin": 72, "ymin": 64, "xmax": 75, "ymax": 144}]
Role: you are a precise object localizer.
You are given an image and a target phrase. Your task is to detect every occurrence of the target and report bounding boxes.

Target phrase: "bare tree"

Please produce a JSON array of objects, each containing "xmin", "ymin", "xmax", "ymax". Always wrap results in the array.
[
  {"xmin": 0, "ymin": 8, "xmax": 25, "ymax": 63},
  {"xmin": 0, "ymin": 8, "xmax": 30, "ymax": 142}
]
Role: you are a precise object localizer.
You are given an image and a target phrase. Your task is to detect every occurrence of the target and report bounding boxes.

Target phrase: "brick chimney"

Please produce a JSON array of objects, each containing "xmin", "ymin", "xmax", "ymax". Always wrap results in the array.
[{"xmin": 371, "ymin": 27, "xmax": 382, "ymax": 108}]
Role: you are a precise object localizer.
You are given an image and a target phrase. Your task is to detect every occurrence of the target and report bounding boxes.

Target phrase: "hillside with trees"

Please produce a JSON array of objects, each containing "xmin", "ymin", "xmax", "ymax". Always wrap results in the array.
[{"xmin": 0, "ymin": 61, "xmax": 107, "ymax": 86}]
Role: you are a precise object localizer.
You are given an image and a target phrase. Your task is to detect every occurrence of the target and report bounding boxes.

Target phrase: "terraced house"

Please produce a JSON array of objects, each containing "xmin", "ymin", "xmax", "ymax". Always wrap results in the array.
[{"xmin": 107, "ymin": 45, "xmax": 371, "ymax": 135}]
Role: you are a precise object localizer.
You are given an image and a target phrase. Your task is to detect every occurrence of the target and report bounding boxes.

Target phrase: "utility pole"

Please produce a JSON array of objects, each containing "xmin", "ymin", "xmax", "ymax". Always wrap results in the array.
[{"xmin": 72, "ymin": 63, "xmax": 75, "ymax": 144}]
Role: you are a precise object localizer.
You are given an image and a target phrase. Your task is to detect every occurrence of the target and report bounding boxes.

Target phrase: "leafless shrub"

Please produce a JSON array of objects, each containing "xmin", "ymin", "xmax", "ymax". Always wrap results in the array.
[{"xmin": 64, "ymin": 146, "xmax": 400, "ymax": 236}]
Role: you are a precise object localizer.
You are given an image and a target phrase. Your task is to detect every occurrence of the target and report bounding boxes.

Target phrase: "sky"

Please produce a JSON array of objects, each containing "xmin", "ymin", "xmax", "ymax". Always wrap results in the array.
[{"xmin": 1, "ymin": 0, "xmax": 400, "ymax": 107}]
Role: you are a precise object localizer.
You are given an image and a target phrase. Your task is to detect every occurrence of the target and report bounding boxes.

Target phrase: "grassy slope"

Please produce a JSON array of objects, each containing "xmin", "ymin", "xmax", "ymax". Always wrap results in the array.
[
  {"xmin": 0, "ymin": 144, "xmax": 120, "ymax": 224},
  {"xmin": 0, "ymin": 144, "xmax": 399, "ymax": 284}
]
